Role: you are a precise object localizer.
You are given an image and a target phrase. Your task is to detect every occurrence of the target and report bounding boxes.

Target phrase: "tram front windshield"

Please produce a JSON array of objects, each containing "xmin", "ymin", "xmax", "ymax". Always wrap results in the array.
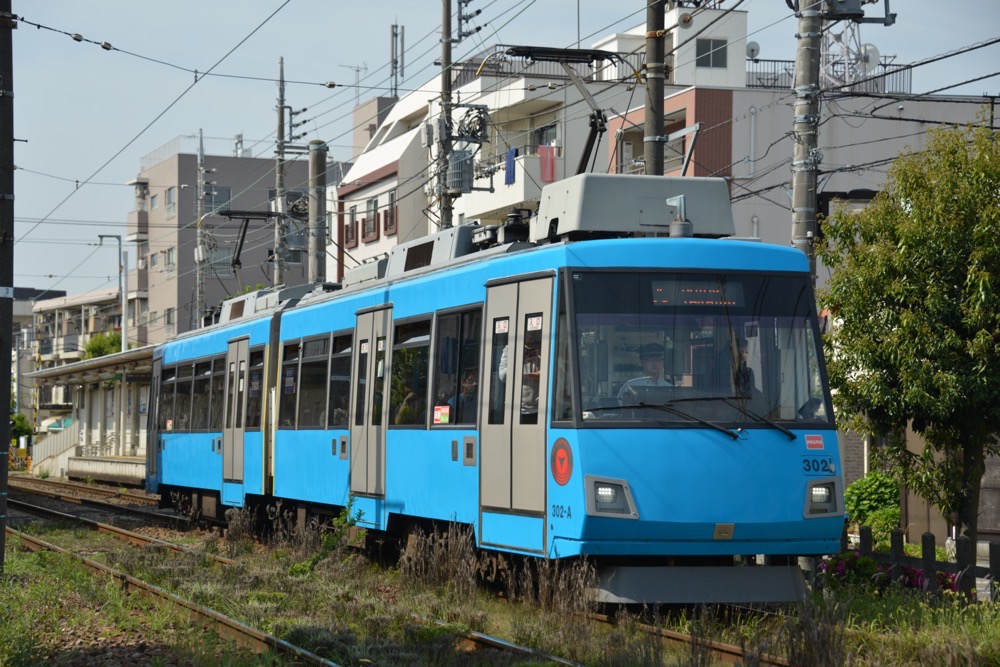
[{"xmin": 562, "ymin": 271, "xmax": 832, "ymax": 426}]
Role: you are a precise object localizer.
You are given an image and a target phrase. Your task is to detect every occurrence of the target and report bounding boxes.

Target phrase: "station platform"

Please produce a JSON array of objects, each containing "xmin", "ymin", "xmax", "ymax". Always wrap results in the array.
[{"xmin": 67, "ymin": 455, "xmax": 146, "ymax": 487}]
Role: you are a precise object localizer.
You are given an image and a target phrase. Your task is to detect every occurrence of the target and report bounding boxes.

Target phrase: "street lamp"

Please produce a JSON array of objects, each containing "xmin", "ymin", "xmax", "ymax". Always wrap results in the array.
[{"xmin": 99, "ymin": 234, "xmax": 128, "ymax": 353}]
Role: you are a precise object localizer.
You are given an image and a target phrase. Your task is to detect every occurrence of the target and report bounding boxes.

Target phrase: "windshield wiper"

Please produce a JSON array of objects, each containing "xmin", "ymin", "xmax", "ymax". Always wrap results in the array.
[
  {"xmin": 585, "ymin": 403, "xmax": 740, "ymax": 439},
  {"xmin": 669, "ymin": 395, "xmax": 797, "ymax": 441},
  {"xmin": 634, "ymin": 402, "xmax": 740, "ymax": 440}
]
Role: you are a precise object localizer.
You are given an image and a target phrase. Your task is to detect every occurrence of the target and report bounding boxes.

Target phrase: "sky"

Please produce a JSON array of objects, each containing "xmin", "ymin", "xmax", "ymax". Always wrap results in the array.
[{"xmin": 12, "ymin": 0, "xmax": 1000, "ymax": 298}]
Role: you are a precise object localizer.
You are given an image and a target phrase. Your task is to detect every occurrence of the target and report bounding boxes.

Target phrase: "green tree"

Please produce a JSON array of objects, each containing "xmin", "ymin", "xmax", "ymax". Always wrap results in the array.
[
  {"xmin": 82, "ymin": 330, "xmax": 121, "ymax": 359},
  {"xmin": 816, "ymin": 119, "xmax": 1000, "ymax": 546},
  {"xmin": 10, "ymin": 412, "xmax": 33, "ymax": 439}
]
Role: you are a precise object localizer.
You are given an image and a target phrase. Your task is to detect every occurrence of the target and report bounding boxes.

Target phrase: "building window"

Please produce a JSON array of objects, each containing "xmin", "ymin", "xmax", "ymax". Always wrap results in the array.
[
  {"xmin": 696, "ymin": 39, "xmax": 727, "ymax": 68},
  {"xmin": 165, "ymin": 247, "xmax": 175, "ymax": 267},
  {"xmin": 362, "ymin": 197, "xmax": 379, "ymax": 243},
  {"xmin": 384, "ymin": 190, "xmax": 397, "ymax": 236},
  {"xmin": 205, "ymin": 186, "xmax": 232, "ymax": 211},
  {"xmin": 150, "ymin": 194, "xmax": 159, "ymax": 210},
  {"xmin": 345, "ymin": 206, "xmax": 358, "ymax": 249},
  {"xmin": 165, "ymin": 308, "xmax": 175, "ymax": 325},
  {"xmin": 210, "ymin": 247, "xmax": 233, "ymax": 277},
  {"xmin": 150, "ymin": 311, "xmax": 158, "ymax": 326},
  {"xmin": 534, "ymin": 123, "xmax": 557, "ymax": 148},
  {"xmin": 165, "ymin": 187, "xmax": 177, "ymax": 218}
]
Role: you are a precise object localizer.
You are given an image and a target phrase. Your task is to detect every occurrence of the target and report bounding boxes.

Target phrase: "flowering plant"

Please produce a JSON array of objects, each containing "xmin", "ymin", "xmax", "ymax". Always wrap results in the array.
[{"xmin": 818, "ymin": 550, "xmax": 958, "ymax": 593}]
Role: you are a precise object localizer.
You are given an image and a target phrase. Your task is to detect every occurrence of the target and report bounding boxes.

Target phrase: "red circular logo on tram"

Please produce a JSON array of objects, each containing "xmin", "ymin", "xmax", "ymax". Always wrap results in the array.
[{"xmin": 551, "ymin": 438, "xmax": 573, "ymax": 486}]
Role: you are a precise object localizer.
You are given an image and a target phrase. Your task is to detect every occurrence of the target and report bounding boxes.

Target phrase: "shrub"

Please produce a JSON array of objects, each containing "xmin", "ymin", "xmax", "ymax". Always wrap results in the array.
[
  {"xmin": 844, "ymin": 471, "xmax": 898, "ymax": 527},
  {"xmin": 867, "ymin": 505, "xmax": 902, "ymax": 551}
]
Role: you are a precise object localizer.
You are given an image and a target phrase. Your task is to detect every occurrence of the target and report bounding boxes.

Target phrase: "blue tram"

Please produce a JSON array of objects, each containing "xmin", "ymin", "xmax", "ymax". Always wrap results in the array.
[{"xmin": 147, "ymin": 174, "xmax": 844, "ymax": 603}]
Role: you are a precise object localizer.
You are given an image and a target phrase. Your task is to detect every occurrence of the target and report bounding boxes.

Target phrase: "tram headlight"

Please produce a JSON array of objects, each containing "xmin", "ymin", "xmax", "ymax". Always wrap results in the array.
[
  {"xmin": 585, "ymin": 476, "xmax": 637, "ymax": 519},
  {"xmin": 596, "ymin": 484, "xmax": 619, "ymax": 504},
  {"xmin": 806, "ymin": 481, "xmax": 838, "ymax": 516},
  {"xmin": 811, "ymin": 485, "xmax": 831, "ymax": 505}
]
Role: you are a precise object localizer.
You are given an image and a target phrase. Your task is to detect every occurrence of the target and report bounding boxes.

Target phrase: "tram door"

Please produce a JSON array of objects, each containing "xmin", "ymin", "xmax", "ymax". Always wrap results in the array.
[
  {"xmin": 349, "ymin": 307, "xmax": 392, "ymax": 497},
  {"xmin": 222, "ymin": 337, "xmax": 249, "ymax": 483},
  {"xmin": 480, "ymin": 277, "xmax": 553, "ymax": 518}
]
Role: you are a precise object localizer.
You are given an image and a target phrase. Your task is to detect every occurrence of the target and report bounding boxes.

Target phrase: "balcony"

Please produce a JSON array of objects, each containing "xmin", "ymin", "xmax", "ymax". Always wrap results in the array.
[
  {"xmin": 126, "ymin": 209, "xmax": 148, "ymax": 243},
  {"xmin": 36, "ymin": 334, "xmax": 82, "ymax": 361},
  {"xmin": 463, "ymin": 145, "xmax": 565, "ymax": 223}
]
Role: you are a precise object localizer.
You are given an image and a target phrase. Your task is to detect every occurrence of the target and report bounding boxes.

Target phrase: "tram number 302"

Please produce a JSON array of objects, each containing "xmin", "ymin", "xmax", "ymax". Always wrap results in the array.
[
  {"xmin": 551, "ymin": 504, "xmax": 573, "ymax": 519},
  {"xmin": 802, "ymin": 456, "xmax": 835, "ymax": 476}
]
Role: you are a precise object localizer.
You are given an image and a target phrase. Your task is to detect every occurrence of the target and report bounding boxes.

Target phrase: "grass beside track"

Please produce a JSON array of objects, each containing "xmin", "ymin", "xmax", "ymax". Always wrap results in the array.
[{"xmin": 4, "ymin": 510, "xmax": 1000, "ymax": 665}]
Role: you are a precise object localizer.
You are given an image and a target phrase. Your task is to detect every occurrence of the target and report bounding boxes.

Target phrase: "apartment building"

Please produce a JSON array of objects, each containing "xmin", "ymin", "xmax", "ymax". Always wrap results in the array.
[{"xmin": 125, "ymin": 134, "xmax": 313, "ymax": 346}]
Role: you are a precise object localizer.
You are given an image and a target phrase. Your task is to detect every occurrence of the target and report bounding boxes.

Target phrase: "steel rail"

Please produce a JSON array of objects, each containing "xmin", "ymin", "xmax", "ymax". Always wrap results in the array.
[
  {"xmin": 10, "ymin": 477, "xmax": 159, "ymax": 506},
  {"xmin": 411, "ymin": 612, "xmax": 582, "ymax": 666},
  {"xmin": 8, "ymin": 483, "xmax": 189, "ymax": 527},
  {"xmin": 8, "ymin": 498, "xmax": 235, "ymax": 566},
  {"xmin": 6, "ymin": 527, "xmax": 341, "ymax": 666},
  {"xmin": 589, "ymin": 612, "xmax": 790, "ymax": 667}
]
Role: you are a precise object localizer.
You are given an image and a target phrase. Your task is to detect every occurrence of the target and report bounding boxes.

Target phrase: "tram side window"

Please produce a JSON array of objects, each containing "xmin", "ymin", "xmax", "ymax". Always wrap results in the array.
[
  {"xmin": 328, "ymin": 334, "xmax": 352, "ymax": 428},
  {"xmin": 190, "ymin": 361, "xmax": 213, "ymax": 430},
  {"xmin": 389, "ymin": 321, "xmax": 431, "ymax": 426},
  {"xmin": 208, "ymin": 355, "xmax": 226, "ymax": 430},
  {"xmin": 173, "ymin": 363, "xmax": 194, "ymax": 431},
  {"xmin": 298, "ymin": 337, "xmax": 329, "ymax": 428},
  {"xmin": 157, "ymin": 366, "xmax": 176, "ymax": 431},
  {"xmin": 278, "ymin": 342, "xmax": 300, "ymax": 428},
  {"xmin": 244, "ymin": 349, "xmax": 265, "ymax": 430},
  {"xmin": 432, "ymin": 308, "xmax": 482, "ymax": 425}
]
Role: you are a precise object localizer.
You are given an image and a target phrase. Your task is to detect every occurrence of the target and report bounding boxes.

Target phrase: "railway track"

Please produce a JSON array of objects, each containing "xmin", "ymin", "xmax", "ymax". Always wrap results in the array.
[
  {"xmin": 6, "ymin": 527, "xmax": 341, "ymax": 665},
  {"xmin": 8, "ymin": 478, "xmax": 188, "ymax": 528},
  {"xmin": 8, "ymin": 498, "xmax": 235, "ymax": 566},
  {"xmin": 9, "ymin": 476, "xmax": 159, "ymax": 506}
]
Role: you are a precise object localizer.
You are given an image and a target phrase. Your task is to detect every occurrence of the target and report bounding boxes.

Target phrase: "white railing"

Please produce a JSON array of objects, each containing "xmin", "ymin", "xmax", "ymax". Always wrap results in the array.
[{"xmin": 31, "ymin": 420, "xmax": 80, "ymax": 465}]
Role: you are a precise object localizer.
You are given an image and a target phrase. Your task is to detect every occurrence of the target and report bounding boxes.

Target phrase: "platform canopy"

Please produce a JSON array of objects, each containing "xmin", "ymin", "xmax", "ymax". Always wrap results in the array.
[{"xmin": 26, "ymin": 345, "xmax": 155, "ymax": 386}]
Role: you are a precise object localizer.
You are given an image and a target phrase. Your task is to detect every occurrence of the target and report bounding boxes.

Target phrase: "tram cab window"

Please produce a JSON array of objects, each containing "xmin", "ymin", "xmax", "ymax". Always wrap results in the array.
[
  {"xmin": 390, "ymin": 320, "xmax": 431, "ymax": 426},
  {"xmin": 208, "ymin": 355, "xmax": 226, "ymax": 431},
  {"xmin": 327, "ymin": 334, "xmax": 352, "ymax": 428},
  {"xmin": 432, "ymin": 308, "xmax": 482, "ymax": 426},
  {"xmin": 190, "ymin": 361, "xmax": 213, "ymax": 430},
  {"xmin": 565, "ymin": 271, "xmax": 832, "ymax": 426},
  {"xmin": 298, "ymin": 337, "xmax": 329, "ymax": 429},
  {"xmin": 278, "ymin": 342, "xmax": 301, "ymax": 428},
  {"xmin": 244, "ymin": 349, "xmax": 265, "ymax": 430}
]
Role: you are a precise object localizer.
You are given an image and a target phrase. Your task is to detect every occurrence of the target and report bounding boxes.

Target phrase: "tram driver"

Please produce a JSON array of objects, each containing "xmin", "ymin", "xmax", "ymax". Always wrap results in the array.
[{"xmin": 618, "ymin": 343, "xmax": 672, "ymax": 401}]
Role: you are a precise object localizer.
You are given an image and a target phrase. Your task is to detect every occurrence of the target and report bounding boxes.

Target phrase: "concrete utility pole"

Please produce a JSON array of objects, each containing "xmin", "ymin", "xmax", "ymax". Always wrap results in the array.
[
  {"xmin": 194, "ymin": 129, "xmax": 207, "ymax": 327},
  {"xmin": 99, "ymin": 235, "xmax": 127, "ymax": 352},
  {"xmin": 308, "ymin": 140, "xmax": 328, "ymax": 283},
  {"xmin": 274, "ymin": 57, "xmax": 287, "ymax": 285},
  {"xmin": 644, "ymin": 0, "xmax": 666, "ymax": 176},
  {"xmin": 439, "ymin": 0, "xmax": 454, "ymax": 229},
  {"xmin": 1, "ymin": 0, "xmax": 14, "ymax": 574},
  {"xmin": 790, "ymin": 1, "xmax": 823, "ymax": 281}
]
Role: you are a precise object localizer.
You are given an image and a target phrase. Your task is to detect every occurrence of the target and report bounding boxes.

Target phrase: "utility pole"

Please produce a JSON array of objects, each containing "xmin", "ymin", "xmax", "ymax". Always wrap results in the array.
[
  {"xmin": 439, "ymin": 0, "xmax": 454, "ymax": 229},
  {"xmin": 790, "ymin": 0, "xmax": 894, "ymax": 283},
  {"xmin": 274, "ymin": 57, "xmax": 287, "ymax": 286},
  {"xmin": 391, "ymin": 24, "xmax": 405, "ymax": 98},
  {"xmin": 194, "ymin": 129, "xmax": 206, "ymax": 326},
  {"xmin": 644, "ymin": 0, "xmax": 666, "ymax": 176},
  {"xmin": 790, "ymin": 1, "xmax": 823, "ymax": 281},
  {"xmin": 99, "ymin": 235, "xmax": 127, "ymax": 352},
  {"xmin": 1, "ymin": 0, "xmax": 14, "ymax": 574},
  {"xmin": 308, "ymin": 140, "xmax": 328, "ymax": 283}
]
